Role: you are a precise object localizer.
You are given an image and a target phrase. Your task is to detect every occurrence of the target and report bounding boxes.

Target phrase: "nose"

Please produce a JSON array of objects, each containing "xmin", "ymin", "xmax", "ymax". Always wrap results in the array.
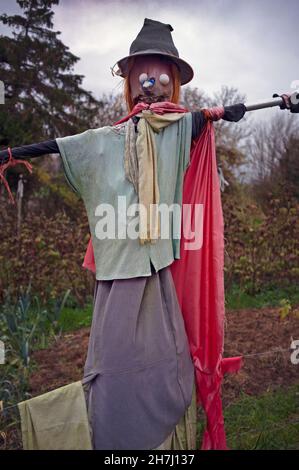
[{"xmin": 141, "ymin": 77, "xmax": 155, "ymax": 91}]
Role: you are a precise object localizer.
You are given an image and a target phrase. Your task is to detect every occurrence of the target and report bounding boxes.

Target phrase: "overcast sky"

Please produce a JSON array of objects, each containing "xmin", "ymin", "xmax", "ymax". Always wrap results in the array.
[{"xmin": 1, "ymin": 0, "xmax": 298, "ymax": 121}]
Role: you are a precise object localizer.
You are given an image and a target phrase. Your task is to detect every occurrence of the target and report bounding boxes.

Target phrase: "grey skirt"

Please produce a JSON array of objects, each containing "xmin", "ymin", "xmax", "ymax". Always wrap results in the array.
[{"xmin": 82, "ymin": 264, "xmax": 195, "ymax": 450}]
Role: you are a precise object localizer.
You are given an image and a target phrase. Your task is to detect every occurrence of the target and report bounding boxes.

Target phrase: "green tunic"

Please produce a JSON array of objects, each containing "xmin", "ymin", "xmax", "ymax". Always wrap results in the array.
[{"xmin": 56, "ymin": 112, "xmax": 192, "ymax": 280}]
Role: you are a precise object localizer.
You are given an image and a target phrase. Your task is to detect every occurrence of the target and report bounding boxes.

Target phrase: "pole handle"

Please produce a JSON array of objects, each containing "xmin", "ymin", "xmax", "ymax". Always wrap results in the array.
[{"xmin": 245, "ymin": 97, "xmax": 283, "ymax": 112}]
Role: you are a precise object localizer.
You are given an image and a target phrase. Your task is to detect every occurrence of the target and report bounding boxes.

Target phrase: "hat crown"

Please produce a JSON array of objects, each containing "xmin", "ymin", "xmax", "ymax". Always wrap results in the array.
[
  {"xmin": 114, "ymin": 17, "xmax": 194, "ymax": 85},
  {"xmin": 129, "ymin": 18, "xmax": 179, "ymax": 58}
]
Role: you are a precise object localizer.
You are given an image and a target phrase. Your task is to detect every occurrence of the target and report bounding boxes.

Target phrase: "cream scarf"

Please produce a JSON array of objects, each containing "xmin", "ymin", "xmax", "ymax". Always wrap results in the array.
[{"xmin": 124, "ymin": 109, "xmax": 186, "ymax": 244}]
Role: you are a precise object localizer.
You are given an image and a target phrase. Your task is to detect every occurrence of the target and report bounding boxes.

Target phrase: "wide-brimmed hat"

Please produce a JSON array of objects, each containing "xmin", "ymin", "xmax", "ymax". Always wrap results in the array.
[{"xmin": 111, "ymin": 18, "xmax": 194, "ymax": 85}]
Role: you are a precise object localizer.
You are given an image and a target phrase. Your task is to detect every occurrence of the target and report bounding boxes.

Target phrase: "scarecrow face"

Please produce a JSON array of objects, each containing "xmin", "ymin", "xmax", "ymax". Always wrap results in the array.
[{"xmin": 129, "ymin": 55, "xmax": 174, "ymax": 106}]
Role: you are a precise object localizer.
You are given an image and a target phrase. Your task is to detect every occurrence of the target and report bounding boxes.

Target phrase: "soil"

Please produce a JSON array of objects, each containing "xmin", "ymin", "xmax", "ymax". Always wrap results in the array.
[
  {"xmin": 28, "ymin": 306, "xmax": 299, "ymax": 406},
  {"xmin": 222, "ymin": 306, "xmax": 299, "ymax": 407}
]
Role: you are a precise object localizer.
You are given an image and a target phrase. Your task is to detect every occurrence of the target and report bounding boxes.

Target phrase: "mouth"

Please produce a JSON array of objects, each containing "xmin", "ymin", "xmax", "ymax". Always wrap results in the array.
[{"xmin": 134, "ymin": 94, "xmax": 169, "ymax": 105}]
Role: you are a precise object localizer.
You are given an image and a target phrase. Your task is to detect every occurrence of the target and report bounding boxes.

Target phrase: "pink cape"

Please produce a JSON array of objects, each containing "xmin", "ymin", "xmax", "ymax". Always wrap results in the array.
[{"xmin": 82, "ymin": 102, "xmax": 243, "ymax": 450}]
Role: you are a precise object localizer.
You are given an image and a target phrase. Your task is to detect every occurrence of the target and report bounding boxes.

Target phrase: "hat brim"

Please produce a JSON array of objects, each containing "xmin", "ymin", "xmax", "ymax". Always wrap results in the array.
[{"xmin": 116, "ymin": 50, "xmax": 194, "ymax": 86}]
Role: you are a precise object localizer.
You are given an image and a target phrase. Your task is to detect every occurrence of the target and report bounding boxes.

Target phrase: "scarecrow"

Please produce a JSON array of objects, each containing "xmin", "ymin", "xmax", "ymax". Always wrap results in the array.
[{"xmin": 0, "ymin": 18, "xmax": 298, "ymax": 450}]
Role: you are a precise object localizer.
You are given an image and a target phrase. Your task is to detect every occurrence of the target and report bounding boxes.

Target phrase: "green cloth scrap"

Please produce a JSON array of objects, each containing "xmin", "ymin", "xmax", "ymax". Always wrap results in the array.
[{"xmin": 18, "ymin": 381, "xmax": 92, "ymax": 450}]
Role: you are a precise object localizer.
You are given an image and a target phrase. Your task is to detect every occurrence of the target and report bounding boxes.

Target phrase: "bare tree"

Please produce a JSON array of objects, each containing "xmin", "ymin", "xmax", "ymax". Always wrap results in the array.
[{"xmin": 249, "ymin": 112, "xmax": 299, "ymax": 202}]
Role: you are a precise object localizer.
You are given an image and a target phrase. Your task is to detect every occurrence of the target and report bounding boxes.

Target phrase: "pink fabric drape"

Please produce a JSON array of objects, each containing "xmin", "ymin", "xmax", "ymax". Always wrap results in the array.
[
  {"xmin": 82, "ymin": 102, "xmax": 243, "ymax": 450},
  {"xmin": 170, "ymin": 120, "xmax": 243, "ymax": 450}
]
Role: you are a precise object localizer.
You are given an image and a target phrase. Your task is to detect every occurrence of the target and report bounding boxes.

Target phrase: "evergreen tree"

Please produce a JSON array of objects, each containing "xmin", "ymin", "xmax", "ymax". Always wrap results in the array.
[{"xmin": 0, "ymin": 0, "xmax": 100, "ymax": 148}]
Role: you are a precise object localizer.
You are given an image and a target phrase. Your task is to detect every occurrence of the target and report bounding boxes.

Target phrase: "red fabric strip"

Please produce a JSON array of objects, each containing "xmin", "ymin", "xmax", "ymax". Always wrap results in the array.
[
  {"xmin": 202, "ymin": 106, "xmax": 225, "ymax": 121},
  {"xmin": 0, "ymin": 147, "xmax": 33, "ymax": 203}
]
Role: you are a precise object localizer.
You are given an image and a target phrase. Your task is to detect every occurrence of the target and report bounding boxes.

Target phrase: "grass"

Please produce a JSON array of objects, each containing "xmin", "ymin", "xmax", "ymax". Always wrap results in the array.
[
  {"xmin": 58, "ymin": 283, "xmax": 298, "ymax": 331},
  {"xmin": 225, "ymin": 284, "xmax": 299, "ymax": 310},
  {"xmin": 58, "ymin": 304, "xmax": 93, "ymax": 331},
  {"xmin": 197, "ymin": 384, "xmax": 299, "ymax": 450},
  {"xmin": 56, "ymin": 284, "xmax": 299, "ymax": 331}
]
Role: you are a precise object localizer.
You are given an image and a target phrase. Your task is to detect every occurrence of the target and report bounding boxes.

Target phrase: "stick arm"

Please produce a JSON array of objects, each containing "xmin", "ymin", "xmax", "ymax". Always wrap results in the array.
[
  {"xmin": 244, "ymin": 97, "xmax": 284, "ymax": 112},
  {"xmin": 244, "ymin": 91, "xmax": 299, "ymax": 113},
  {"xmin": 0, "ymin": 139, "xmax": 60, "ymax": 164}
]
